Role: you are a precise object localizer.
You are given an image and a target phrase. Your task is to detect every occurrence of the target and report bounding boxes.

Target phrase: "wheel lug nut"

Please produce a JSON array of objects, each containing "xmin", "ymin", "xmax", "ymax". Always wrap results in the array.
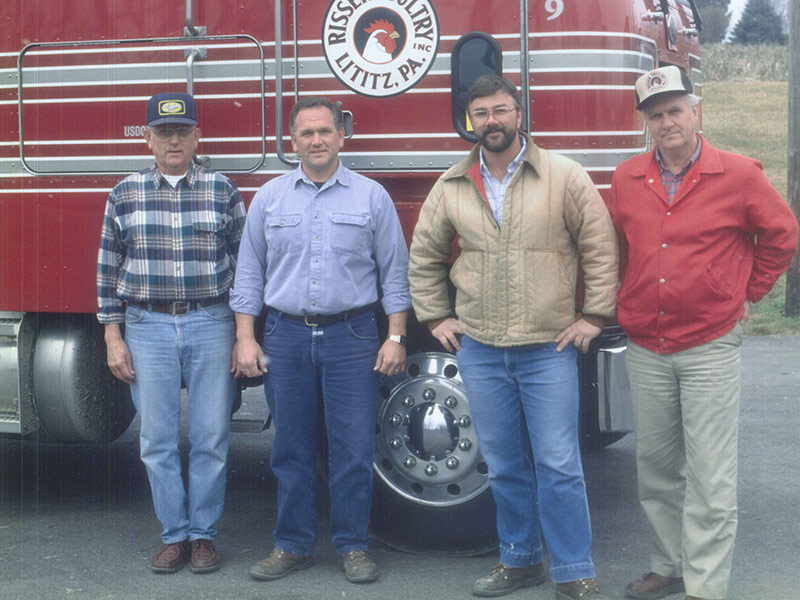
[
  {"xmin": 401, "ymin": 395, "xmax": 415, "ymax": 407},
  {"xmin": 446, "ymin": 457, "xmax": 459, "ymax": 470},
  {"xmin": 389, "ymin": 436, "xmax": 404, "ymax": 449},
  {"xmin": 389, "ymin": 413, "xmax": 402, "ymax": 426},
  {"xmin": 458, "ymin": 415, "xmax": 472, "ymax": 428},
  {"xmin": 422, "ymin": 388, "xmax": 436, "ymax": 401},
  {"xmin": 403, "ymin": 456, "xmax": 417, "ymax": 468},
  {"xmin": 458, "ymin": 438, "xmax": 473, "ymax": 451},
  {"xmin": 444, "ymin": 396, "xmax": 457, "ymax": 408},
  {"xmin": 424, "ymin": 463, "xmax": 438, "ymax": 476}
]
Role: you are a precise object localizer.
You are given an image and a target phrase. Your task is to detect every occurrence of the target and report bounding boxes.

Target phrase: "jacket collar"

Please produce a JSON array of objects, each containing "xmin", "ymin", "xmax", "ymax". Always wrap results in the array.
[
  {"xmin": 443, "ymin": 132, "xmax": 543, "ymax": 182},
  {"xmin": 629, "ymin": 135, "xmax": 723, "ymax": 178},
  {"xmin": 631, "ymin": 135, "xmax": 723, "ymax": 208}
]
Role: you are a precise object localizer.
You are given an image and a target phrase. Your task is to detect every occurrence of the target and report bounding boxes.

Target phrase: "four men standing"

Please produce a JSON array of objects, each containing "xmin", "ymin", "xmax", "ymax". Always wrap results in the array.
[{"xmin": 99, "ymin": 67, "xmax": 798, "ymax": 599}]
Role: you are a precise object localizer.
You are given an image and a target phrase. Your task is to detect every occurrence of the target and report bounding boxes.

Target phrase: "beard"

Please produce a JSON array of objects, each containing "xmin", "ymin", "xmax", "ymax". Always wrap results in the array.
[{"xmin": 479, "ymin": 125, "xmax": 517, "ymax": 153}]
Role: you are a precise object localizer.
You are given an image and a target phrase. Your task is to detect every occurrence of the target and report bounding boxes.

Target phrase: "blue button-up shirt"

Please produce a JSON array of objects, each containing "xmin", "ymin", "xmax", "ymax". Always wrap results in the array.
[
  {"xmin": 479, "ymin": 135, "xmax": 527, "ymax": 226},
  {"xmin": 230, "ymin": 162, "xmax": 411, "ymax": 317}
]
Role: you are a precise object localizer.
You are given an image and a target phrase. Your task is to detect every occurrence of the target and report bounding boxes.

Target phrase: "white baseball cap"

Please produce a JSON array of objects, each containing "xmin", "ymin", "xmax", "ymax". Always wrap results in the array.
[{"xmin": 635, "ymin": 66, "xmax": 694, "ymax": 110}]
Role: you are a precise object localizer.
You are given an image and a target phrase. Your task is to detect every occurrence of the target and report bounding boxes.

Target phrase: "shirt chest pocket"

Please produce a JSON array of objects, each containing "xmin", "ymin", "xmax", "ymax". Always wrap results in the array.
[
  {"xmin": 329, "ymin": 212, "xmax": 371, "ymax": 255},
  {"xmin": 266, "ymin": 213, "xmax": 303, "ymax": 253},
  {"xmin": 191, "ymin": 213, "xmax": 230, "ymax": 259}
]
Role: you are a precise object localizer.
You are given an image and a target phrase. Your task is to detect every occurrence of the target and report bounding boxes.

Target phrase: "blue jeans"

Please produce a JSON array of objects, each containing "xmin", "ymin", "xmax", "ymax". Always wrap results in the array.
[
  {"xmin": 262, "ymin": 309, "xmax": 380, "ymax": 555},
  {"xmin": 456, "ymin": 336, "xmax": 596, "ymax": 582},
  {"xmin": 125, "ymin": 302, "xmax": 236, "ymax": 543}
]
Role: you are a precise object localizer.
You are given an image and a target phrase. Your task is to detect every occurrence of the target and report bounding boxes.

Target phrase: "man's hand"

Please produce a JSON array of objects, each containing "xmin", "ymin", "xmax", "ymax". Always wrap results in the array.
[
  {"xmin": 233, "ymin": 336, "xmax": 267, "ymax": 379},
  {"xmin": 739, "ymin": 300, "xmax": 751, "ymax": 324},
  {"xmin": 104, "ymin": 324, "xmax": 135, "ymax": 384},
  {"xmin": 233, "ymin": 312, "xmax": 267, "ymax": 378},
  {"xmin": 374, "ymin": 310, "xmax": 409, "ymax": 375},
  {"xmin": 374, "ymin": 340, "xmax": 406, "ymax": 375},
  {"xmin": 555, "ymin": 316, "xmax": 604, "ymax": 353},
  {"xmin": 429, "ymin": 317, "xmax": 464, "ymax": 352}
]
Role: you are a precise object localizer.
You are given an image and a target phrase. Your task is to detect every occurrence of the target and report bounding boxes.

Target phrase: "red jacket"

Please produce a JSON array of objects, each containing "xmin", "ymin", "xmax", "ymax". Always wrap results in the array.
[{"xmin": 608, "ymin": 136, "xmax": 798, "ymax": 353}]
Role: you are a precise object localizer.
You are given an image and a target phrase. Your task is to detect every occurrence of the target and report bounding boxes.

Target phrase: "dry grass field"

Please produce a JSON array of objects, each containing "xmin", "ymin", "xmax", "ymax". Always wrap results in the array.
[{"xmin": 701, "ymin": 80, "xmax": 799, "ymax": 334}]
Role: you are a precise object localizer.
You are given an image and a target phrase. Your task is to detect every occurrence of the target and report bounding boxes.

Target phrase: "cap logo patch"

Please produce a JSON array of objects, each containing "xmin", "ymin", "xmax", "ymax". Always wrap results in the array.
[
  {"xmin": 646, "ymin": 71, "xmax": 669, "ymax": 93},
  {"xmin": 158, "ymin": 100, "xmax": 186, "ymax": 116}
]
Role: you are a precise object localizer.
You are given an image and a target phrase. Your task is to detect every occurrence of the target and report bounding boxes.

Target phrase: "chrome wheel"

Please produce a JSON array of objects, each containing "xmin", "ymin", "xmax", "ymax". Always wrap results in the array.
[{"xmin": 375, "ymin": 352, "xmax": 489, "ymax": 507}]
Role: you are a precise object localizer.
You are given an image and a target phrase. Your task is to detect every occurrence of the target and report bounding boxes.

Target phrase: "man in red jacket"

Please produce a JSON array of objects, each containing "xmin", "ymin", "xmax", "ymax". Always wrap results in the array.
[{"xmin": 608, "ymin": 66, "xmax": 798, "ymax": 600}]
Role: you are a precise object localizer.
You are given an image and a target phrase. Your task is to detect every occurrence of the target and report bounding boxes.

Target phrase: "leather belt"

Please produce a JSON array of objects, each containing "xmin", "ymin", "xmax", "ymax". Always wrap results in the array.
[
  {"xmin": 273, "ymin": 303, "xmax": 376, "ymax": 327},
  {"xmin": 129, "ymin": 294, "xmax": 228, "ymax": 316}
]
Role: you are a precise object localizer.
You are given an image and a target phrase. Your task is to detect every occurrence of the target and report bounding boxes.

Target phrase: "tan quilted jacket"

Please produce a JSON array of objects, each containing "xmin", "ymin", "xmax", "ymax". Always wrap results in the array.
[{"xmin": 409, "ymin": 134, "xmax": 618, "ymax": 346}]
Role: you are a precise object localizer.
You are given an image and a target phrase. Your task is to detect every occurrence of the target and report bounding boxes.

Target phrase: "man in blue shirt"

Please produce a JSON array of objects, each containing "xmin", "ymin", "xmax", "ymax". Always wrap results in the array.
[
  {"xmin": 230, "ymin": 96, "xmax": 411, "ymax": 584},
  {"xmin": 98, "ymin": 92, "xmax": 245, "ymax": 574}
]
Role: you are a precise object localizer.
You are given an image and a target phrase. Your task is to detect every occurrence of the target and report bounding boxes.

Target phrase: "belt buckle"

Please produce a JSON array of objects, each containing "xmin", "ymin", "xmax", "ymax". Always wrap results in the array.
[
  {"xmin": 303, "ymin": 314, "xmax": 320, "ymax": 327},
  {"xmin": 171, "ymin": 301, "xmax": 192, "ymax": 315}
]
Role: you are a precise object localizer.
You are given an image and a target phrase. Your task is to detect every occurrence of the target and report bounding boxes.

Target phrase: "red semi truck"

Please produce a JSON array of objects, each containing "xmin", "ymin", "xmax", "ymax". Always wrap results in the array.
[{"xmin": 0, "ymin": 0, "xmax": 701, "ymax": 553}]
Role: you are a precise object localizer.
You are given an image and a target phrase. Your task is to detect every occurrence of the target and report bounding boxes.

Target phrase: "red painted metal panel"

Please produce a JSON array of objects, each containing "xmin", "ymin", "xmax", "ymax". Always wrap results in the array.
[{"xmin": 1, "ymin": 0, "xmax": 700, "ymax": 315}]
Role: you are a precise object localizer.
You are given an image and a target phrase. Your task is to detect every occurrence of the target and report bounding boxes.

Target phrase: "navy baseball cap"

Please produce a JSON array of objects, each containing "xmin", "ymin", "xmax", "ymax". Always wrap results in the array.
[{"xmin": 146, "ymin": 92, "xmax": 198, "ymax": 126}]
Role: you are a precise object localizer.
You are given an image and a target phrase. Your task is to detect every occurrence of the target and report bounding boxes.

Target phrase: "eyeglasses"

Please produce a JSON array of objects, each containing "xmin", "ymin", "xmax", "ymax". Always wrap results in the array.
[
  {"xmin": 149, "ymin": 125, "xmax": 196, "ymax": 139},
  {"xmin": 469, "ymin": 106, "xmax": 518, "ymax": 124}
]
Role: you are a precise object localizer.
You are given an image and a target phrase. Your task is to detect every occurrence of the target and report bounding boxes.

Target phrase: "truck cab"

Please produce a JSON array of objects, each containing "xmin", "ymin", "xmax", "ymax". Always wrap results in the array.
[{"xmin": 0, "ymin": 0, "xmax": 702, "ymax": 553}]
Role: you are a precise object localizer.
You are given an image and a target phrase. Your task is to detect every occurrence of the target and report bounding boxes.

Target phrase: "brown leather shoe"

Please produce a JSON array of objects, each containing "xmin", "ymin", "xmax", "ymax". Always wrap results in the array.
[
  {"xmin": 339, "ymin": 550, "xmax": 379, "ymax": 583},
  {"xmin": 556, "ymin": 578, "xmax": 609, "ymax": 599},
  {"xmin": 189, "ymin": 538, "xmax": 221, "ymax": 574},
  {"xmin": 471, "ymin": 562, "xmax": 545, "ymax": 597},
  {"xmin": 151, "ymin": 541, "xmax": 189, "ymax": 574},
  {"xmin": 249, "ymin": 548, "xmax": 313, "ymax": 581},
  {"xmin": 625, "ymin": 572, "xmax": 685, "ymax": 599}
]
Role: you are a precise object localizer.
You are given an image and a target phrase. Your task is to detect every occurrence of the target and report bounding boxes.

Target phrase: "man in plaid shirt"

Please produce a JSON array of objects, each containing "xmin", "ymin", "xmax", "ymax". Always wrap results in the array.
[{"xmin": 97, "ymin": 92, "xmax": 246, "ymax": 575}]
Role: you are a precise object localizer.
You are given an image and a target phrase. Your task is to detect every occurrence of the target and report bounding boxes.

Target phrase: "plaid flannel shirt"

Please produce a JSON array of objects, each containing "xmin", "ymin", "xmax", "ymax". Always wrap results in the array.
[{"xmin": 97, "ymin": 162, "xmax": 246, "ymax": 324}]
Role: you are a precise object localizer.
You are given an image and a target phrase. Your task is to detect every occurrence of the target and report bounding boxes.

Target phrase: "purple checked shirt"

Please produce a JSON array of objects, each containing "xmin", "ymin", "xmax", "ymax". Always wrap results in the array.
[{"xmin": 656, "ymin": 136, "xmax": 702, "ymax": 204}]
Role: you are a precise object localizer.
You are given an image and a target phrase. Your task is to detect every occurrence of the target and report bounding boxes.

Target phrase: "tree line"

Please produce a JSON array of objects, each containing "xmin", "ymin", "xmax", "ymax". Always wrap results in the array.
[{"xmin": 697, "ymin": 0, "xmax": 787, "ymax": 45}]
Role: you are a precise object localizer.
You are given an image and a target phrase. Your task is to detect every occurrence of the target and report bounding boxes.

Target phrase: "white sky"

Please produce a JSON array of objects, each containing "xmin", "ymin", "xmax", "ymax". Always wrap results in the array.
[
  {"xmin": 728, "ymin": 0, "xmax": 747, "ymax": 27},
  {"xmin": 725, "ymin": 0, "xmax": 748, "ymax": 38}
]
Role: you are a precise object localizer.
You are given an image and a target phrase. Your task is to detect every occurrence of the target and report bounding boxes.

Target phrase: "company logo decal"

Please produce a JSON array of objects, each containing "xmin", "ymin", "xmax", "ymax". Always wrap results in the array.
[
  {"xmin": 158, "ymin": 100, "xmax": 186, "ymax": 116},
  {"xmin": 322, "ymin": 0, "xmax": 439, "ymax": 98},
  {"xmin": 645, "ymin": 70, "xmax": 669, "ymax": 93}
]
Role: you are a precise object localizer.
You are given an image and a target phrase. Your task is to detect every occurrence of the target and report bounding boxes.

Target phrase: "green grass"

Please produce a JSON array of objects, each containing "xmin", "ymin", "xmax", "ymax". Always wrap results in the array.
[{"xmin": 702, "ymin": 80, "xmax": 799, "ymax": 335}]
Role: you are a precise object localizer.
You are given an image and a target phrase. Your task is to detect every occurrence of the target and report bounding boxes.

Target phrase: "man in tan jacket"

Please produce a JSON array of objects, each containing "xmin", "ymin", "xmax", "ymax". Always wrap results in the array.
[{"xmin": 409, "ymin": 75, "xmax": 617, "ymax": 599}]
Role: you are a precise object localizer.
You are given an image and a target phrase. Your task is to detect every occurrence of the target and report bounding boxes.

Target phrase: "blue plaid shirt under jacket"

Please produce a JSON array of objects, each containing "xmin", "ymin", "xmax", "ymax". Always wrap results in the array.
[{"xmin": 97, "ymin": 162, "xmax": 246, "ymax": 324}]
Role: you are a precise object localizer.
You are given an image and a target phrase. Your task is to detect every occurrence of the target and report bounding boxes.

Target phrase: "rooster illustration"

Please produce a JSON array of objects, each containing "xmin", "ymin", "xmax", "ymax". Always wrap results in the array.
[{"xmin": 362, "ymin": 19, "xmax": 400, "ymax": 64}]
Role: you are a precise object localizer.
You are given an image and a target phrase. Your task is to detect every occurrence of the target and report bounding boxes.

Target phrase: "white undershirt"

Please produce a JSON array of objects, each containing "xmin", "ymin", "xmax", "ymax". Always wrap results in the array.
[{"xmin": 162, "ymin": 172, "xmax": 187, "ymax": 188}]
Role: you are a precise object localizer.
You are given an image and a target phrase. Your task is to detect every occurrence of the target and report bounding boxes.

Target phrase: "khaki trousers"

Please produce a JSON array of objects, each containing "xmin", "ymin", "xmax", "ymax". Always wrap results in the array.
[{"xmin": 626, "ymin": 324, "xmax": 742, "ymax": 600}]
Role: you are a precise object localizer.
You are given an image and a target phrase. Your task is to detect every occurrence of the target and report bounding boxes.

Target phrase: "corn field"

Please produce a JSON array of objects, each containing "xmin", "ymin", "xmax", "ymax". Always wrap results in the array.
[{"xmin": 702, "ymin": 43, "xmax": 789, "ymax": 81}]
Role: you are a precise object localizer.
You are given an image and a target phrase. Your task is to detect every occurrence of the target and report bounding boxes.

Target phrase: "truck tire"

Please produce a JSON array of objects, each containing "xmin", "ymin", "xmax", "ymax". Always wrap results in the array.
[
  {"xmin": 371, "ymin": 352, "xmax": 498, "ymax": 555},
  {"xmin": 31, "ymin": 314, "xmax": 135, "ymax": 443}
]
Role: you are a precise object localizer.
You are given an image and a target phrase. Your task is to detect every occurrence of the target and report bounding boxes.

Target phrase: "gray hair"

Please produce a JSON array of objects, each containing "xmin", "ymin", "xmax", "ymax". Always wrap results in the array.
[{"xmin": 685, "ymin": 94, "xmax": 701, "ymax": 109}]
